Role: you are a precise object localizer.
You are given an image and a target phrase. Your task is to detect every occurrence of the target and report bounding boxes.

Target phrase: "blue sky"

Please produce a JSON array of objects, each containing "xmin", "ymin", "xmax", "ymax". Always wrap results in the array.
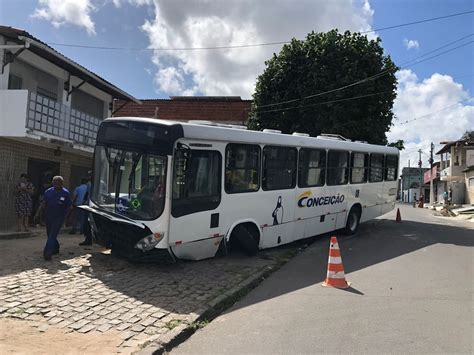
[
  {"xmin": 0, "ymin": 0, "xmax": 473, "ymax": 166},
  {"xmin": 0, "ymin": 0, "xmax": 472, "ymax": 98}
]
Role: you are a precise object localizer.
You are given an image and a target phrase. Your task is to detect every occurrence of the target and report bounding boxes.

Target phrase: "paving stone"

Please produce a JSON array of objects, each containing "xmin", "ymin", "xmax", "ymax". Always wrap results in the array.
[
  {"xmin": 96, "ymin": 323, "xmax": 113, "ymax": 333},
  {"xmin": 130, "ymin": 324, "xmax": 145, "ymax": 333},
  {"xmin": 128, "ymin": 316, "xmax": 141, "ymax": 324},
  {"xmin": 119, "ymin": 331, "xmax": 136, "ymax": 341},
  {"xmin": 97, "ymin": 309, "xmax": 110, "ymax": 316},
  {"xmin": 109, "ymin": 319, "xmax": 122, "ymax": 325},
  {"xmin": 71, "ymin": 314, "xmax": 86, "ymax": 322},
  {"xmin": 140, "ymin": 317, "xmax": 156, "ymax": 327},
  {"xmin": 56, "ymin": 320, "xmax": 73, "ymax": 329},
  {"xmin": 87, "ymin": 314, "xmax": 100, "ymax": 321},
  {"xmin": 77, "ymin": 324, "xmax": 95, "ymax": 333},
  {"xmin": 105, "ymin": 312, "xmax": 121, "ymax": 320},
  {"xmin": 151, "ymin": 311, "xmax": 168, "ymax": 319},
  {"xmin": 116, "ymin": 323, "xmax": 132, "ymax": 331},
  {"xmin": 144, "ymin": 326, "xmax": 159, "ymax": 335},
  {"xmin": 69, "ymin": 319, "xmax": 90, "ymax": 330},
  {"xmin": 48, "ymin": 317, "xmax": 64, "ymax": 325}
]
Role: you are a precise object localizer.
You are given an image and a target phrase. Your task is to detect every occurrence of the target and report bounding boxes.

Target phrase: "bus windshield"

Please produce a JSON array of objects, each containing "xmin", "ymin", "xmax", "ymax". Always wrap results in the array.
[{"xmin": 91, "ymin": 145, "xmax": 167, "ymax": 221}]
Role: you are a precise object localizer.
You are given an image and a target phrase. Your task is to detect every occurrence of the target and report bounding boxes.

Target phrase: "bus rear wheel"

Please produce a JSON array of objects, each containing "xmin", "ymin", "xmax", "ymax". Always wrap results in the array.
[
  {"xmin": 230, "ymin": 224, "xmax": 259, "ymax": 256},
  {"xmin": 344, "ymin": 206, "xmax": 361, "ymax": 235}
]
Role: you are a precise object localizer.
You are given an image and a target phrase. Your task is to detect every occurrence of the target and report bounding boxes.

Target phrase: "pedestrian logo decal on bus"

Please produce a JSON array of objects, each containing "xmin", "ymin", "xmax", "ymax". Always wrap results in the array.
[
  {"xmin": 297, "ymin": 191, "xmax": 345, "ymax": 208},
  {"xmin": 272, "ymin": 196, "xmax": 283, "ymax": 225}
]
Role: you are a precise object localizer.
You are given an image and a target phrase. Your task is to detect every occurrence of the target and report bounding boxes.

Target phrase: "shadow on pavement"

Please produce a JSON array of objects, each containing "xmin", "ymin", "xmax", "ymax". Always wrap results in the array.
[
  {"xmin": 2, "ymin": 208, "xmax": 472, "ymax": 319},
  {"xmin": 0, "ymin": 235, "xmax": 91, "ymax": 277},
  {"xmin": 226, "ymin": 216, "xmax": 473, "ymax": 313}
]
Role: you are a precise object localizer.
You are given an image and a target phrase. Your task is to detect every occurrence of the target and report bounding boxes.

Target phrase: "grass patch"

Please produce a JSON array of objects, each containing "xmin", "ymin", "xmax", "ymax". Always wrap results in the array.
[{"xmin": 165, "ymin": 319, "xmax": 183, "ymax": 330}]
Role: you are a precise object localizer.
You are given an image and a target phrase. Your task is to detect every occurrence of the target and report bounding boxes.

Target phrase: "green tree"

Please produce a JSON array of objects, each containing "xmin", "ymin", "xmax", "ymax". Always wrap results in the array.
[
  {"xmin": 248, "ymin": 30, "xmax": 398, "ymax": 144},
  {"xmin": 388, "ymin": 139, "xmax": 405, "ymax": 150}
]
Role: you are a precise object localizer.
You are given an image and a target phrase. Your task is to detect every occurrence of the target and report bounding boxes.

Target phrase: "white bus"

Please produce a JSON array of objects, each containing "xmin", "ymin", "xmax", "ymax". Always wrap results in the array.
[{"xmin": 83, "ymin": 117, "xmax": 399, "ymax": 262}]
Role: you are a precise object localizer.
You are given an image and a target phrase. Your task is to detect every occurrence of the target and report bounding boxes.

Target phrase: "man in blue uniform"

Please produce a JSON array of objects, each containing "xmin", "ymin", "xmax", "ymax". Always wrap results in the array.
[
  {"xmin": 43, "ymin": 176, "xmax": 72, "ymax": 260},
  {"xmin": 69, "ymin": 177, "xmax": 89, "ymax": 235}
]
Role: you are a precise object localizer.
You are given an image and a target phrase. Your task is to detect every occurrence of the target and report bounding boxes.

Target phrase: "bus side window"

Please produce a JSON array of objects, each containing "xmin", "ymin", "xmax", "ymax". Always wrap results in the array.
[
  {"xmin": 262, "ymin": 146, "xmax": 297, "ymax": 190},
  {"xmin": 327, "ymin": 151, "xmax": 349, "ymax": 186},
  {"xmin": 298, "ymin": 148, "xmax": 326, "ymax": 187},
  {"xmin": 384, "ymin": 155, "xmax": 398, "ymax": 181},
  {"xmin": 225, "ymin": 144, "xmax": 260, "ymax": 193},
  {"xmin": 350, "ymin": 152, "xmax": 369, "ymax": 184},
  {"xmin": 369, "ymin": 154, "xmax": 384, "ymax": 182}
]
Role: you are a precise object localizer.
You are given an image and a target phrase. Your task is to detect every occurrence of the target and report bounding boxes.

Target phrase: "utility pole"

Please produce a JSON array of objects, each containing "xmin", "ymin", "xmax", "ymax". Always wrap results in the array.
[
  {"xmin": 429, "ymin": 142, "xmax": 434, "ymax": 205},
  {"xmin": 407, "ymin": 159, "xmax": 410, "ymax": 203},
  {"xmin": 418, "ymin": 149, "xmax": 423, "ymax": 200}
]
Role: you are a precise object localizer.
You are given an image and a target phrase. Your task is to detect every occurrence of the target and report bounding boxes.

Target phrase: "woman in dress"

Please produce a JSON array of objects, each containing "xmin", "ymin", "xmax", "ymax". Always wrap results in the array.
[{"xmin": 15, "ymin": 173, "xmax": 34, "ymax": 232}]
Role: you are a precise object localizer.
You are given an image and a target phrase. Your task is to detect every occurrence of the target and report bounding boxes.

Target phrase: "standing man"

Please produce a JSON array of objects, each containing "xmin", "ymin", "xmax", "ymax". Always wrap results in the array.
[
  {"xmin": 69, "ymin": 178, "xmax": 89, "ymax": 235},
  {"xmin": 79, "ymin": 173, "xmax": 93, "ymax": 246},
  {"xmin": 43, "ymin": 176, "xmax": 72, "ymax": 261}
]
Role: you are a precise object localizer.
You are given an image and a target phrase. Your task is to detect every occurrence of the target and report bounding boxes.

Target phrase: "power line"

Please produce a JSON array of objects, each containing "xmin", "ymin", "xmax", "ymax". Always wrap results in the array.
[
  {"xmin": 254, "ymin": 73, "xmax": 473, "ymax": 115},
  {"xmin": 44, "ymin": 10, "xmax": 474, "ymax": 51},
  {"xmin": 396, "ymin": 100, "xmax": 470, "ymax": 126},
  {"xmin": 253, "ymin": 36, "xmax": 474, "ymax": 111},
  {"xmin": 254, "ymin": 90, "xmax": 395, "ymax": 114}
]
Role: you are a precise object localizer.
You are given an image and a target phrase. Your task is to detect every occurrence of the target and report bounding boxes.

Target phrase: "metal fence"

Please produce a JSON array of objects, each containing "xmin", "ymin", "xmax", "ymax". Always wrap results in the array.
[{"xmin": 26, "ymin": 91, "xmax": 101, "ymax": 147}]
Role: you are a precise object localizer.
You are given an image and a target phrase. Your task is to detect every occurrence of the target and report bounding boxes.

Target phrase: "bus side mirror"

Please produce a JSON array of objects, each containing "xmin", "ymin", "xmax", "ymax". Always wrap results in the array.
[{"xmin": 176, "ymin": 143, "xmax": 191, "ymax": 173}]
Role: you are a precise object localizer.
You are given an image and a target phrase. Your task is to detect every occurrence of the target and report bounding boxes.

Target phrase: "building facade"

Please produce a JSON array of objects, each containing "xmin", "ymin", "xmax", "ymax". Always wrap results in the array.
[
  {"xmin": 0, "ymin": 26, "xmax": 138, "ymax": 230},
  {"xmin": 400, "ymin": 167, "xmax": 429, "ymax": 203},
  {"xmin": 436, "ymin": 135, "xmax": 474, "ymax": 205}
]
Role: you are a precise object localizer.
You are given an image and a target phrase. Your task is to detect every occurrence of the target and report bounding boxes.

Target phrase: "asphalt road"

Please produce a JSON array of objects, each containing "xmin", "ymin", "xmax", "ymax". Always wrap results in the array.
[{"xmin": 171, "ymin": 204, "xmax": 473, "ymax": 354}]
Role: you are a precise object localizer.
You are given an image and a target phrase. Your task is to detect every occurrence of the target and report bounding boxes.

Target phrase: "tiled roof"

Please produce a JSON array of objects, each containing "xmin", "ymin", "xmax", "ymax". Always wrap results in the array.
[{"xmin": 114, "ymin": 97, "xmax": 253, "ymax": 124}]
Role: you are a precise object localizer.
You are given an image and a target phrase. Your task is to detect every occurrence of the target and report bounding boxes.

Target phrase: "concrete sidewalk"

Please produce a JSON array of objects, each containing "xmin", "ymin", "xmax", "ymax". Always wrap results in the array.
[{"xmin": 171, "ymin": 205, "xmax": 474, "ymax": 354}]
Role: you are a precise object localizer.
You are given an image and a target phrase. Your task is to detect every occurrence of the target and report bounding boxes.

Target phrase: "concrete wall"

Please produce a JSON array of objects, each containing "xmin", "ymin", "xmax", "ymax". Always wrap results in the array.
[
  {"xmin": 465, "ymin": 171, "xmax": 474, "ymax": 205},
  {"xmin": 0, "ymin": 138, "xmax": 92, "ymax": 230},
  {"xmin": 466, "ymin": 149, "xmax": 474, "ymax": 167},
  {"xmin": 3, "ymin": 44, "xmax": 113, "ymax": 118},
  {"xmin": 9, "ymin": 59, "xmax": 60, "ymax": 100},
  {"xmin": 0, "ymin": 90, "xmax": 28, "ymax": 137}
]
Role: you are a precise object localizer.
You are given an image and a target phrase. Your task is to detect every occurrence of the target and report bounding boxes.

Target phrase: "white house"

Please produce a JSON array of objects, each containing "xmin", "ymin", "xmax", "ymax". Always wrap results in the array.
[
  {"xmin": 436, "ymin": 134, "xmax": 474, "ymax": 205},
  {"xmin": 0, "ymin": 26, "xmax": 140, "ymax": 230}
]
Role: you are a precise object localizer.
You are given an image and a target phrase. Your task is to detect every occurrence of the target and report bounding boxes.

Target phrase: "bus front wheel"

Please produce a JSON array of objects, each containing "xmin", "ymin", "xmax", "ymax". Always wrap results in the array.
[
  {"xmin": 230, "ymin": 224, "xmax": 259, "ymax": 256},
  {"xmin": 344, "ymin": 206, "xmax": 361, "ymax": 235}
]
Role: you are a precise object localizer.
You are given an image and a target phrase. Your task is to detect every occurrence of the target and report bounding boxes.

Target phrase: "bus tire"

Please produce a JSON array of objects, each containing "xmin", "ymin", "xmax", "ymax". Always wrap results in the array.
[
  {"xmin": 230, "ymin": 224, "xmax": 259, "ymax": 256},
  {"xmin": 344, "ymin": 206, "xmax": 361, "ymax": 235}
]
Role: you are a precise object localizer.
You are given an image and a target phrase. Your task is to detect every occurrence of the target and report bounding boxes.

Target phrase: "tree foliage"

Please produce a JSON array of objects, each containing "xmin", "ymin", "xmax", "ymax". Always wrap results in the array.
[
  {"xmin": 248, "ymin": 30, "xmax": 398, "ymax": 145},
  {"xmin": 388, "ymin": 139, "xmax": 405, "ymax": 150},
  {"xmin": 461, "ymin": 130, "xmax": 473, "ymax": 141}
]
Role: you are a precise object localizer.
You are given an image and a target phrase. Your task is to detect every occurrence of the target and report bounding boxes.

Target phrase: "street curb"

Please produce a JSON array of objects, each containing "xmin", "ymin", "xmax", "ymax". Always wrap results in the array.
[{"xmin": 135, "ymin": 253, "xmax": 296, "ymax": 355}]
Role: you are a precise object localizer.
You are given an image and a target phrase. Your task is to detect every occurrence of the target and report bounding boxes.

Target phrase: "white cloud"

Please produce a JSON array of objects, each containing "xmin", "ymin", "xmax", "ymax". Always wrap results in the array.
[
  {"xmin": 388, "ymin": 69, "xmax": 474, "ymax": 169},
  {"xmin": 403, "ymin": 38, "xmax": 419, "ymax": 50},
  {"xmin": 112, "ymin": 0, "xmax": 152, "ymax": 7},
  {"xmin": 155, "ymin": 67, "xmax": 185, "ymax": 94},
  {"xmin": 141, "ymin": 0, "xmax": 376, "ymax": 98},
  {"xmin": 32, "ymin": 0, "xmax": 96, "ymax": 35}
]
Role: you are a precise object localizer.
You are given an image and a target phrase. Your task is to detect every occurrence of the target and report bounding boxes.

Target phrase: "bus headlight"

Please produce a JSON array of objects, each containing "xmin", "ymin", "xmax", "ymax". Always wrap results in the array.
[{"xmin": 135, "ymin": 232, "xmax": 164, "ymax": 251}]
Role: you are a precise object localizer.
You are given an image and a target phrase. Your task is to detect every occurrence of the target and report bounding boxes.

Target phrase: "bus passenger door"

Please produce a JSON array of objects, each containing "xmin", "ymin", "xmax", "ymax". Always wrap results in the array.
[{"xmin": 168, "ymin": 147, "xmax": 226, "ymax": 260}]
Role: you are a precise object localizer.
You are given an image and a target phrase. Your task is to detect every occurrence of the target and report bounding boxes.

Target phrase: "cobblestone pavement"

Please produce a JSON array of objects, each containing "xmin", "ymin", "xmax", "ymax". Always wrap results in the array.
[{"xmin": 0, "ymin": 234, "xmax": 287, "ymax": 354}]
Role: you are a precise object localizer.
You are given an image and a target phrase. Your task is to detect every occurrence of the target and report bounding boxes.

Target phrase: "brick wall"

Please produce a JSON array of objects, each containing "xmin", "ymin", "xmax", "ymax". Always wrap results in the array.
[
  {"xmin": 114, "ymin": 97, "xmax": 252, "ymax": 124},
  {"xmin": 0, "ymin": 138, "xmax": 92, "ymax": 230}
]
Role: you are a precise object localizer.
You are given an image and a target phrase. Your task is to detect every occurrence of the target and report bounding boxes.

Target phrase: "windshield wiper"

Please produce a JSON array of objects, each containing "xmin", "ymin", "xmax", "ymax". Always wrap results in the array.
[{"xmin": 128, "ymin": 152, "xmax": 142, "ymax": 199}]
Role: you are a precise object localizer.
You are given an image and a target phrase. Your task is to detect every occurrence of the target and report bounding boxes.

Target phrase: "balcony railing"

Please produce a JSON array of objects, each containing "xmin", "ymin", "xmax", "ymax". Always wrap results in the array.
[{"xmin": 26, "ymin": 91, "xmax": 101, "ymax": 147}]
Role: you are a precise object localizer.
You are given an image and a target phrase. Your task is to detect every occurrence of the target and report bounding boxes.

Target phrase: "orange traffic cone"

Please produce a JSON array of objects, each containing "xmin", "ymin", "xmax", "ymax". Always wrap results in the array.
[
  {"xmin": 395, "ymin": 208, "xmax": 402, "ymax": 223},
  {"xmin": 322, "ymin": 236, "xmax": 350, "ymax": 289}
]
